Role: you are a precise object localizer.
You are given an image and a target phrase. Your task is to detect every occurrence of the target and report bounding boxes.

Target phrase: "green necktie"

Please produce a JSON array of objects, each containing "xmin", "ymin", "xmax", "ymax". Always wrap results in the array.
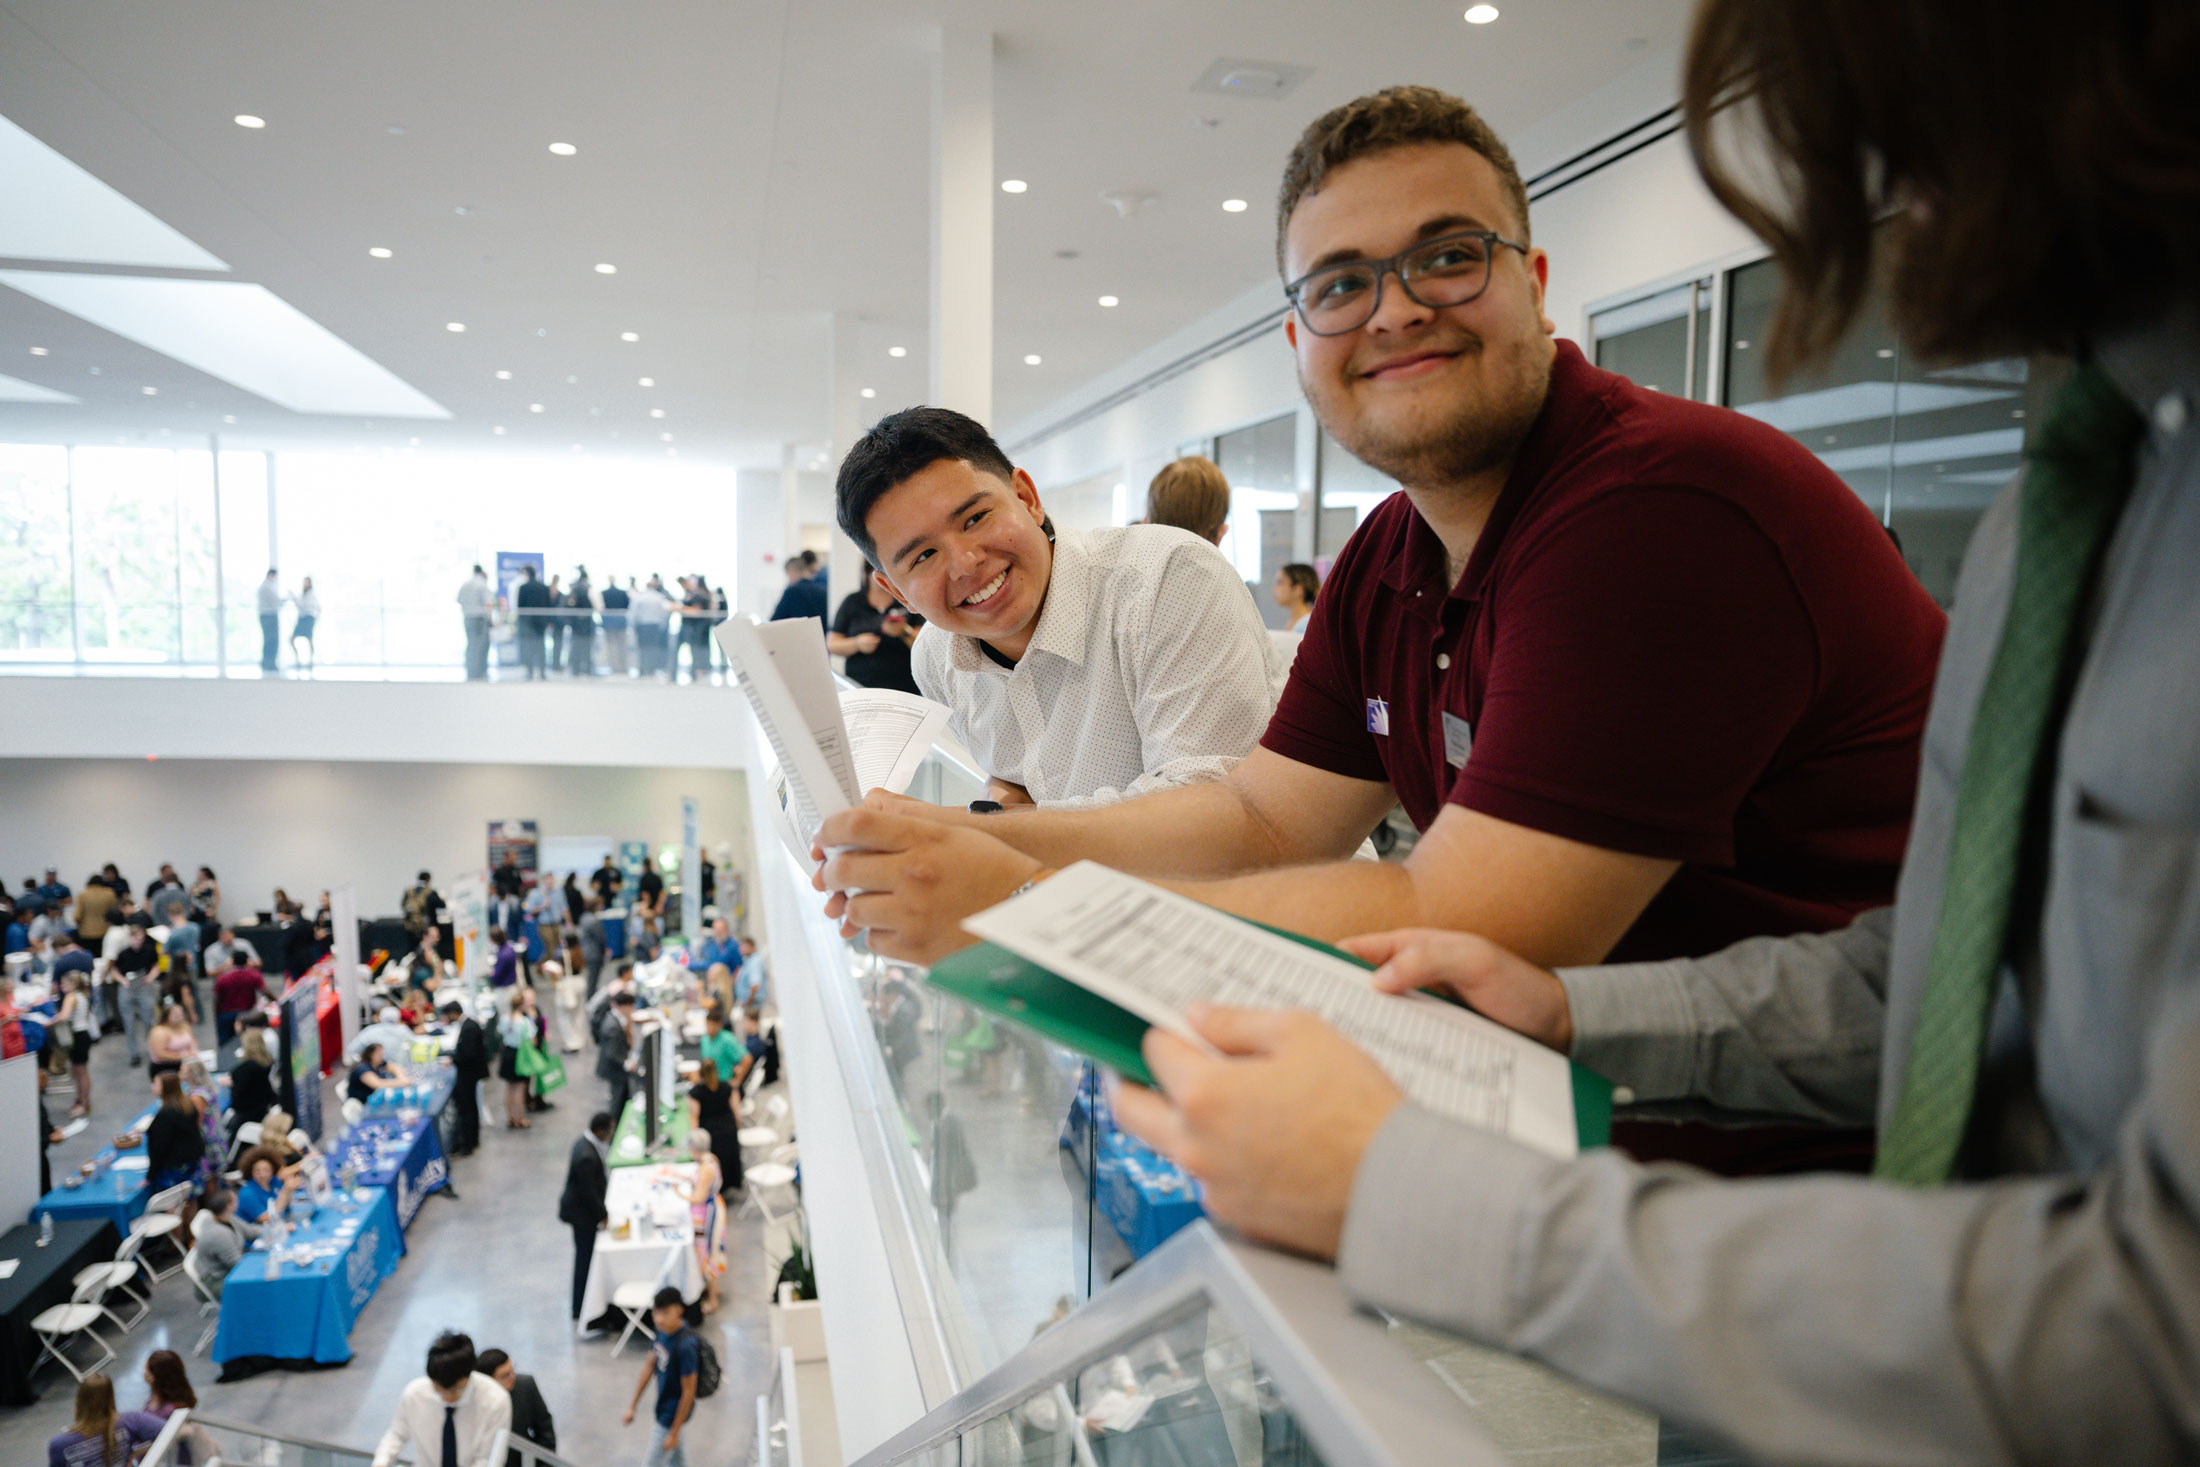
[{"xmin": 1875, "ymin": 364, "xmax": 2144, "ymax": 1187}]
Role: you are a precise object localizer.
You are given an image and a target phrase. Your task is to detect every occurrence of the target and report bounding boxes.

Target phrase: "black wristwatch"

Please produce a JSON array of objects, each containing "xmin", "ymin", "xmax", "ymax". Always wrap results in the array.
[{"xmin": 967, "ymin": 800, "xmax": 1004, "ymax": 815}]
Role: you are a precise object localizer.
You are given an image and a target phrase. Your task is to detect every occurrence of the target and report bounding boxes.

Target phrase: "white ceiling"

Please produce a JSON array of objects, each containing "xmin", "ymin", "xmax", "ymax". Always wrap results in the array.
[{"xmin": 0, "ymin": 0, "xmax": 1693, "ymax": 468}]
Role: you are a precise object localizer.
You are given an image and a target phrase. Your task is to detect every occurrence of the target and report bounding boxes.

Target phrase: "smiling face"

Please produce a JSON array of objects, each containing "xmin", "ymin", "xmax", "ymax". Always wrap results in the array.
[
  {"xmin": 1283, "ymin": 142, "xmax": 1555, "ymax": 494},
  {"xmin": 866, "ymin": 458, "xmax": 1055, "ymax": 661}
]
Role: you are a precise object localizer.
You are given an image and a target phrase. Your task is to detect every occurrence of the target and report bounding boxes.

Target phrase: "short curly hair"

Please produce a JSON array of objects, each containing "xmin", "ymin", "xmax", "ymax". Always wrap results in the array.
[{"xmin": 1276, "ymin": 85, "xmax": 1530, "ymax": 274}]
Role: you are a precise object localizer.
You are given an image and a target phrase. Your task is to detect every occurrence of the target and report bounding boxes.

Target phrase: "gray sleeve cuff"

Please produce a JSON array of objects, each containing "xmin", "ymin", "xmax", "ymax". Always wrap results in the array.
[
  {"xmin": 1336, "ymin": 1103, "xmax": 1560, "ymax": 1341},
  {"xmin": 1557, "ymin": 959, "xmax": 1702, "ymax": 1102}
]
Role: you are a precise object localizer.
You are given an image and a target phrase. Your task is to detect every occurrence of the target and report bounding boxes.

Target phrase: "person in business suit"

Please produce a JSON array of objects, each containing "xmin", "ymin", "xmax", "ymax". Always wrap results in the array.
[
  {"xmin": 595, "ymin": 990, "xmax": 636, "ymax": 1121},
  {"xmin": 559, "ymin": 1111, "xmax": 614, "ymax": 1322},
  {"xmin": 474, "ymin": 1348, "xmax": 556, "ymax": 1461},
  {"xmin": 443, "ymin": 999, "xmax": 489, "ymax": 1156}
]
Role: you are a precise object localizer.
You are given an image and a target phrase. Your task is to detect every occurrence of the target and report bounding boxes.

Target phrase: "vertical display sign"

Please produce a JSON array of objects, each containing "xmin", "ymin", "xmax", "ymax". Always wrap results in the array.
[
  {"xmin": 680, "ymin": 796, "xmax": 701, "ymax": 942},
  {"xmin": 330, "ymin": 885, "xmax": 361, "ymax": 1061},
  {"xmin": 280, "ymin": 979, "xmax": 324, "ymax": 1141},
  {"xmin": 448, "ymin": 870, "xmax": 488, "ymax": 981}
]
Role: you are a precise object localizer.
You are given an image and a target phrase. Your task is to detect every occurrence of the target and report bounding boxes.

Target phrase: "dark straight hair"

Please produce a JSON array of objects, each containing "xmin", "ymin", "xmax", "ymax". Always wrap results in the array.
[
  {"xmin": 1684, "ymin": 0, "xmax": 2200, "ymax": 379},
  {"xmin": 835, "ymin": 406, "xmax": 1020, "ymax": 567}
]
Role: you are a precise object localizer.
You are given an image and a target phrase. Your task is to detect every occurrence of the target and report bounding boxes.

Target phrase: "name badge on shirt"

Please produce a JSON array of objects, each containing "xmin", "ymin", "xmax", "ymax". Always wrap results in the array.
[
  {"xmin": 1443, "ymin": 711, "xmax": 1474, "ymax": 768},
  {"xmin": 1366, "ymin": 698, "xmax": 1391, "ymax": 737}
]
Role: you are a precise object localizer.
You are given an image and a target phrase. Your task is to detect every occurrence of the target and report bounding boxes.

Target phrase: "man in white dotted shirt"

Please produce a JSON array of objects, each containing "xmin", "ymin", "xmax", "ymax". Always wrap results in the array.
[{"xmin": 836, "ymin": 407, "xmax": 1285, "ymax": 812}]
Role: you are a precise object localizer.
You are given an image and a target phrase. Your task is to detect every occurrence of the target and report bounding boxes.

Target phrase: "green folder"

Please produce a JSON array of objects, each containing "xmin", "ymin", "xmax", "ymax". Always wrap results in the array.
[{"xmin": 926, "ymin": 921, "xmax": 1613, "ymax": 1151}]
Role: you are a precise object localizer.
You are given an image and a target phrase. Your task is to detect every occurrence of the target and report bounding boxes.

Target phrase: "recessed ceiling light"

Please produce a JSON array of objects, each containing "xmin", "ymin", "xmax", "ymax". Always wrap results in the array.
[
  {"xmin": 28, "ymin": 346, "xmax": 47, "ymax": 355},
  {"xmin": 141, "ymin": 385, "xmax": 157, "ymax": 395},
  {"xmin": 1734, "ymin": 340, "xmax": 1750, "ymax": 350},
  {"xmin": 860, "ymin": 387, "xmax": 876, "ymax": 399},
  {"xmin": 888, "ymin": 346, "xmax": 907, "ymax": 358},
  {"xmin": 494, "ymin": 369, "xmax": 511, "ymax": 380},
  {"xmin": 594, "ymin": 262, "xmax": 617, "ymax": 275},
  {"xmin": 660, "ymin": 432, "xmax": 674, "ymax": 442},
  {"xmin": 638, "ymin": 376, "xmax": 654, "ymax": 387},
  {"xmin": 493, "ymin": 426, "xmax": 506, "ymax": 435},
  {"xmin": 222, "ymin": 414, "xmax": 236, "ymax": 424},
  {"xmin": 620, "ymin": 331, "xmax": 639, "ymax": 342},
  {"xmin": 1875, "ymin": 347, "xmax": 1895, "ymax": 359},
  {"xmin": 1000, "ymin": 179, "xmax": 1028, "ymax": 194},
  {"xmin": 649, "ymin": 408, "xmax": 665, "ymax": 419},
  {"xmin": 565, "ymin": 375, "xmax": 578, "ymax": 384},
  {"xmin": 233, "ymin": 114, "xmax": 266, "ymax": 129},
  {"xmin": 529, "ymin": 403, "xmax": 544, "ymax": 413},
  {"xmin": 1023, "ymin": 354, "xmax": 1042, "ymax": 366},
  {"xmin": 1222, "ymin": 198, "xmax": 1249, "ymax": 213},
  {"xmin": 1097, "ymin": 295, "xmax": 1119, "ymax": 308},
  {"xmin": 548, "ymin": 142, "xmax": 578, "ymax": 156},
  {"xmin": 367, "ymin": 247, "xmax": 392, "ymax": 259},
  {"xmin": 445, "ymin": 321, "xmax": 466, "ymax": 333},
  {"xmin": 1464, "ymin": 4, "xmax": 1500, "ymax": 22}
]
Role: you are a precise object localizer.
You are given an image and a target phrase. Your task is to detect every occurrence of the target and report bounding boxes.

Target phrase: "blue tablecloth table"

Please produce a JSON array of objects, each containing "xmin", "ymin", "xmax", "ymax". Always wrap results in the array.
[
  {"xmin": 32, "ymin": 1107, "xmax": 159, "ymax": 1233},
  {"xmin": 212, "ymin": 1185, "xmax": 403, "ymax": 1366},
  {"xmin": 325, "ymin": 1110, "xmax": 448, "ymax": 1231}
]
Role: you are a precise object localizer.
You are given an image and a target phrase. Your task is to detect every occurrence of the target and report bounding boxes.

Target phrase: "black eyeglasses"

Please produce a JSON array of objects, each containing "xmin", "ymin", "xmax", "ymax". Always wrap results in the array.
[{"xmin": 1284, "ymin": 228, "xmax": 1528, "ymax": 337}]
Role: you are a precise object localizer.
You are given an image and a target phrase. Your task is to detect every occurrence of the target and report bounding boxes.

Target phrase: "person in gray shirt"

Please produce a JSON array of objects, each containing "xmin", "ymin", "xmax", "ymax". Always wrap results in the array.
[
  {"xmin": 188, "ymin": 1188, "xmax": 258, "ymax": 1298},
  {"xmin": 1108, "ymin": 4, "xmax": 2200, "ymax": 1464}
]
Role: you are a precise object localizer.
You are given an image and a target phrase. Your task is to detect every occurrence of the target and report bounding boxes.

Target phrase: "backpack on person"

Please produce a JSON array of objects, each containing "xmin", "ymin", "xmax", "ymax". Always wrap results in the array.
[{"xmin": 685, "ymin": 1329, "xmax": 722, "ymax": 1399}]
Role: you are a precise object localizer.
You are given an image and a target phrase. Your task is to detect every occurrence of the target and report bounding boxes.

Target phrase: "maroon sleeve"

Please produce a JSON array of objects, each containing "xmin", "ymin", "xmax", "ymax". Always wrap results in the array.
[
  {"xmin": 1452, "ymin": 487, "xmax": 1818, "ymax": 863},
  {"xmin": 1260, "ymin": 561, "xmax": 1391, "ymax": 785}
]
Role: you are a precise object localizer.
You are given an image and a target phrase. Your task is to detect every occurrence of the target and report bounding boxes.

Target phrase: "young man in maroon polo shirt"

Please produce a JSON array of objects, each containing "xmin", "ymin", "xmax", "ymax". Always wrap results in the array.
[{"xmin": 813, "ymin": 88, "xmax": 1944, "ymax": 1162}]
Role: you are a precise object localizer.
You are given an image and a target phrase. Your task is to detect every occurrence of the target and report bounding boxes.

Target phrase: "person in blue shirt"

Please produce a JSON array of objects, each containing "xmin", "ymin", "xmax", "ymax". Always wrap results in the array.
[
  {"xmin": 767, "ymin": 554, "xmax": 828, "ymax": 624},
  {"xmin": 37, "ymin": 868, "xmax": 72, "ymax": 909},
  {"xmin": 733, "ymin": 937, "xmax": 768, "ymax": 1009},
  {"xmin": 690, "ymin": 918, "xmax": 741, "ymax": 976},
  {"xmin": 623, "ymin": 1287, "xmax": 699, "ymax": 1466},
  {"xmin": 235, "ymin": 1148, "xmax": 296, "ymax": 1223}
]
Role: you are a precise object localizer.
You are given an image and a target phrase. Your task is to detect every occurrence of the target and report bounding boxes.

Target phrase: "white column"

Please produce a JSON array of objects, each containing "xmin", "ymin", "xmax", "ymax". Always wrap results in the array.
[
  {"xmin": 735, "ymin": 465, "xmax": 787, "ymax": 621},
  {"xmin": 931, "ymin": 27, "xmax": 994, "ymax": 423},
  {"xmin": 827, "ymin": 311, "xmax": 869, "ymax": 612}
]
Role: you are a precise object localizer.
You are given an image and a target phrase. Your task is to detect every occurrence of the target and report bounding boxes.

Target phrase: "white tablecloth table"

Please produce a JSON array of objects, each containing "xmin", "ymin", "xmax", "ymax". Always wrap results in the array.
[{"xmin": 578, "ymin": 1161, "xmax": 704, "ymax": 1326}]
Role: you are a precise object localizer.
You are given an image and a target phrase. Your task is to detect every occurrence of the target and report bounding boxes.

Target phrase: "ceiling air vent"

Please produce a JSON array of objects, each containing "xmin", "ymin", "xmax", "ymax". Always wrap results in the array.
[{"xmin": 1190, "ymin": 59, "xmax": 1312, "ymax": 101}]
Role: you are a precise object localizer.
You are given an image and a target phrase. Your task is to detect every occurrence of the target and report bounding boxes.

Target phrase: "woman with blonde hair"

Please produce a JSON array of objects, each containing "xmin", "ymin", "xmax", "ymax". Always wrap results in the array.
[
  {"xmin": 682, "ymin": 1127, "xmax": 725, "ymax": 1313},
  {"xmin": 497, "ymin": 989, "xmax": 533, "ymax": 1129},
  {"xmin": 46, "ymin": 1373, "xmax": 163, "ymax": 1466}
]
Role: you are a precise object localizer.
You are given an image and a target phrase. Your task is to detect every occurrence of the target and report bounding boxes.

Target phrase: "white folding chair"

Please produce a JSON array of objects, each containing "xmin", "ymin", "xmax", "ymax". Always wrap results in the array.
[
  {"xmin": 181, "ymin": 1249, "xmax": 222, "ymax": 1356},
  {"xmin": 341, "ymin": 1097, "xmax": 365, "ymax": 1125},
  {"xmin": 130, "ymin": 1182, "xmax": 195, "ymax": 1283},
  {"xmin": 234, "ymin": 1120, "xmax": 265, "ymax": 1150},
  {"xmin": 609, "ymin": 1248, "xmax": 681, "ymax": 1355},
  {"xmin": 741, "ymin": 1142, "xmax": 802, "ymax": 1264},
  {"xmin": 31, "ymin": 1275, "xmax": 119, "ymax": 1382},
  {"xmin": 73, "ymin": 1230, "xmax": 153, "ymax": 1330}
]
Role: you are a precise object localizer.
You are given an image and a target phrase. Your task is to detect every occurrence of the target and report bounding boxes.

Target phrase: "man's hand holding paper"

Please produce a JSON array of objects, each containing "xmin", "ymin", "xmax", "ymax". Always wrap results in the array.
[{"xmin": 815, "ymin": 805, "xmax": 1042, "ymax": 962}]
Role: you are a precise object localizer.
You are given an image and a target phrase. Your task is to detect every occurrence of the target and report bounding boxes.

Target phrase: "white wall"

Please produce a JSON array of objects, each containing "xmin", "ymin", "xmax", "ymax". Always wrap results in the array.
[
  {"xmin": 0, "ymin": 758, "xmax": 753, "ymax": 926},
  {"xmin": 0, "ymin": 676, "xmax": 749, "ymax": 768},
  {"xmin": 0, "ymin": 1056, "xmax": 40, "ymax": 1229}
]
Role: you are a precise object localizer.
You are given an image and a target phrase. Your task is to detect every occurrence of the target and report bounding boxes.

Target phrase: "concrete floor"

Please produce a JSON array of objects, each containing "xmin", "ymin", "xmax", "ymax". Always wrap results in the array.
[{"xmin": 4, "ymin": 1006, "xmax": 779, "ymax": 1465}]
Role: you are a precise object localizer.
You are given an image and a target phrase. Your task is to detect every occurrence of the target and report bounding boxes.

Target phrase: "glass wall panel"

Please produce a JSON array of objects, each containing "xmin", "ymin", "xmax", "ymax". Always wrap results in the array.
[
  {"xmin": 1723, "ymin": 253, "xmax": 2029, "ymax": 606},
  {"xmin": 217, "ymin": 450, "xmax": 271, "ymax": 672},
  {"xmin": 1313, "ymin": 429, "xmax": 1397, "ymax": 563},
  {"xmin": 175, "ymin": 450, "xmax": 221, "ymax": 666},
  {"xmin": 1591, "ymin": 277, "xmax": 1713, "ymax": 401},
  {"xmin": 0, "ymin": 444, "xmax": 72, "ymax": 662},
  {"xmin": 1213, "ymin": 414, "xmax": 1299, "ymax": 629},
  {"xmin": 71, "ymin": 446, "xmax": 187, "ymax": 663}
]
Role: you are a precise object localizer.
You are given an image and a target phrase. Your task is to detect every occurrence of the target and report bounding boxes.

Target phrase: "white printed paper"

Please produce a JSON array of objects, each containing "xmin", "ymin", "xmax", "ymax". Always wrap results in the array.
[
  {"xmin": 0, "ymin": 1259, "xmax": 18, "ymax": 1279},
  {"xmin": 963, "ymin": 862, "xmax": 1578, "ymax": 1157},
  {"xmin": 718, "ymin": 617, "xmax": 953, "ymax": 862}
]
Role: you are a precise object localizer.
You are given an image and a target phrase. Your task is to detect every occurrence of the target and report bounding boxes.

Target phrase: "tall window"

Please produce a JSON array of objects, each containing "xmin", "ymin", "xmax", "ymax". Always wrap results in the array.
[
  {"xmin": 1591, "ymin": 253, "xmax": 2033, "ymax": 607},
  {"xmin": 1213, "ymin": 414, "xmax": 1299, "ymax": 628}
]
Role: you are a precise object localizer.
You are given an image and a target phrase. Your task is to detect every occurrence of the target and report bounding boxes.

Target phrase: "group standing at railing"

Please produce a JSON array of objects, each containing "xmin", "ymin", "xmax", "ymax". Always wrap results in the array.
[{"xmin": 460, "ymin": 562, "xmax": 730, "ymax": 682}]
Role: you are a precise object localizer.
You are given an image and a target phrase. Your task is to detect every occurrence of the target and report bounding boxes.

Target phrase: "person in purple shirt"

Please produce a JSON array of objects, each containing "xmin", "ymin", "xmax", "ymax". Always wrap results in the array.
[
  {"xmin": 47, "ymin": 1374, "xmax": 164, "ymax": 1467},
  {"xmin": 489, "ymin": 925, "xmax": 521, "ymax": 988}
]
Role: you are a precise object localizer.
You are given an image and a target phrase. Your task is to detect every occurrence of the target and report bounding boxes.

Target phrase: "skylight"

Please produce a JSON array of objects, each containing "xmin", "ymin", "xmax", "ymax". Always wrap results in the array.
[
  {"xmin": 0, "ymin": 271, "xmax": 449, "ymax": 418},
  {"xmin": 0, "ymin": 115, "xmax": 229, "ymax": 272}
]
